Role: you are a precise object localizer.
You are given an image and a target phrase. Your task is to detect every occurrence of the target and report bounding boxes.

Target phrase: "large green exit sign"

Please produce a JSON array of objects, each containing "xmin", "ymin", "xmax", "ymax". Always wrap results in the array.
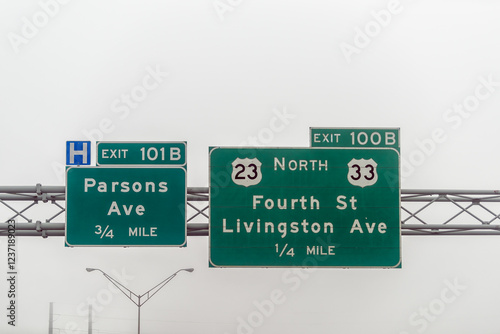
[
  {"xmin": 209, "ymin": 147, "xmax": 400, "ymax": 268},
  {"xmin": 66, "ymin": 166, "xmax": 186, "ymax": 247}
]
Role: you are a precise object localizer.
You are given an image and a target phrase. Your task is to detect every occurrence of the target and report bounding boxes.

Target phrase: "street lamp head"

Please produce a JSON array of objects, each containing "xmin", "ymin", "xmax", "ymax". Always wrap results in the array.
[
  {"xmin": 86, "ymin": 268, "xmax": 97, "ymax": 272},
  {"xmin": 183, "ymin": 268, "xmax": 194, "ymax": 273}
]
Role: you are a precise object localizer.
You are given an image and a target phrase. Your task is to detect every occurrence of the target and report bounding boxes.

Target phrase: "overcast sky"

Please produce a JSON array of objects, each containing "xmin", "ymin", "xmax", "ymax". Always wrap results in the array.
[{"xmin": 1, "ymin": 0, "xmax": 500, "ymax": 333}]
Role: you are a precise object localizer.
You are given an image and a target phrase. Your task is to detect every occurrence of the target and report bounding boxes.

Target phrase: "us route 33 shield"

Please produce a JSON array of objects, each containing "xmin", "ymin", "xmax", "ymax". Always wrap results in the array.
[{"xmin": 347, "ymin": 158, "xmax": 378, "ymax": 188}]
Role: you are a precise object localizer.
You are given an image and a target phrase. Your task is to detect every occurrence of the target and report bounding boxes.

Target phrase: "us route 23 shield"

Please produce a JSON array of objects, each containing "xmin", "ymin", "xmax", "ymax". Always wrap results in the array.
[{"xmin": 231, "ymin": 158, "xmax": 262, "ymax": 187}]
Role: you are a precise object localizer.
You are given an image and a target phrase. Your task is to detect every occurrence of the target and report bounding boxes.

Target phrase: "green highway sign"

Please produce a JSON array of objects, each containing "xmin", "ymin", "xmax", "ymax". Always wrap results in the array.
[
  {"xmin": 209, "ymin": 147, "xmax": 400, "ymax": 268},
  {"xmin": 310, "ymin": 128, "xmax": 399, "ymax": 150},
  {"xmin": 96, "ymin": 142, "xmax": 186, "ymax": 166},
  {"xmin": 66, "ymin": 166, "xmax": 186, "ymax": 247}
]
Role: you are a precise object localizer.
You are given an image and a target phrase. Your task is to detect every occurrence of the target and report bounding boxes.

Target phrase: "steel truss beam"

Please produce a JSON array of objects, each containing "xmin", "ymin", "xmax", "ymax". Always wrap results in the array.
[{"xmin": 1, "ymin": 185, "xmax": 500, "ymax": 237}]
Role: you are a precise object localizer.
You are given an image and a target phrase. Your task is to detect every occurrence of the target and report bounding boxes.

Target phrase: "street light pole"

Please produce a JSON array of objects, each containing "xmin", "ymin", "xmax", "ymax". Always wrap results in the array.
[{"xmin": 86, "ymin": 267, "xmax": 194, "ymax": 334}]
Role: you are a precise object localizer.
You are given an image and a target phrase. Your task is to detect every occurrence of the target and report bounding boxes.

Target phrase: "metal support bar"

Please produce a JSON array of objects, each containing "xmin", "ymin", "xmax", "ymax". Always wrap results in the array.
[
  {"xmin": 0, "ymin": 230, "xmax": 65, "ymax": 237},
  {"xmin": 402, "ymin": 189, "xmax": 500, "ymax": 195},
  {"xmin": 0, "ymin": 186, "xmax": 65, "ymax": 193},
  {"xmin": 403, "ymin": 230, "xmax": 500, "ymax": 236},
  {"xmin": 0, "ymin": 222, "xmax": 65, "ymax": 230},
  {"xmin": 402, "ymin": 224, "xmax": 500, "ymax": 230}
]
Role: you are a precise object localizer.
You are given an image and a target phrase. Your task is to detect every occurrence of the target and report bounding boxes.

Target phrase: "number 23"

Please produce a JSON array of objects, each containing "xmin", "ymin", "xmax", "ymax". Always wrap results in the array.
[{"xmin": 234, "ymin": 163, "xmax": 259, "ymax": 180}]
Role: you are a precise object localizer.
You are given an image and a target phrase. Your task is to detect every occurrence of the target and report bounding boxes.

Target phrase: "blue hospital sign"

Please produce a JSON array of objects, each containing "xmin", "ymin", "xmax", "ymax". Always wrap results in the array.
[{"xmin": 66, "ymin": 141, "xmax": 91, "ymax": 165}]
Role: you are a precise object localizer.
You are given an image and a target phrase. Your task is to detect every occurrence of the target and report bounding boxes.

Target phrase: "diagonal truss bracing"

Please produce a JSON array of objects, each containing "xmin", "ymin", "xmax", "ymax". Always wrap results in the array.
[
  {"xmin": 401, "ymin": 189, "xmax": 500, "ymax": 235},
  {"xmin": 1, "ymin": 185, "xmax": 500, "ymax": 237}
]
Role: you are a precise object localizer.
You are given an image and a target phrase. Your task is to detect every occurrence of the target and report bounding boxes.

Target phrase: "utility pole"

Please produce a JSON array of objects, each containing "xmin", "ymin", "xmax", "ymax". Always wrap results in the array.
[
  {"xmin": 88, "ymin": 304, "xmax": 92, "ymax": 334},
  {"xmin": 48, "ymin": 302, "xmax": 53, "ymax": 334}
]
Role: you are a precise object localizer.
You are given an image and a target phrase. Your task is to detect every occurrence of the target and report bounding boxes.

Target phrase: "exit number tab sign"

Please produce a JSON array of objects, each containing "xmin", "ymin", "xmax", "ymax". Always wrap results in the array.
[
  {"xmin": 310, "ymin": 128, "xmax": 399, "ymax": 150},
  {"xmin": 97, "ymin": 142, "xmax": 186, "ymax": 166}
]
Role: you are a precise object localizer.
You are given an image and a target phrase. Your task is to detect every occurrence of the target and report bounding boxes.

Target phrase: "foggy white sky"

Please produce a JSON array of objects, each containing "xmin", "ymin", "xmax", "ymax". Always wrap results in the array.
[{"xmin": 1, "ymin": 0, "xmax": 500, "ymax": 333}]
